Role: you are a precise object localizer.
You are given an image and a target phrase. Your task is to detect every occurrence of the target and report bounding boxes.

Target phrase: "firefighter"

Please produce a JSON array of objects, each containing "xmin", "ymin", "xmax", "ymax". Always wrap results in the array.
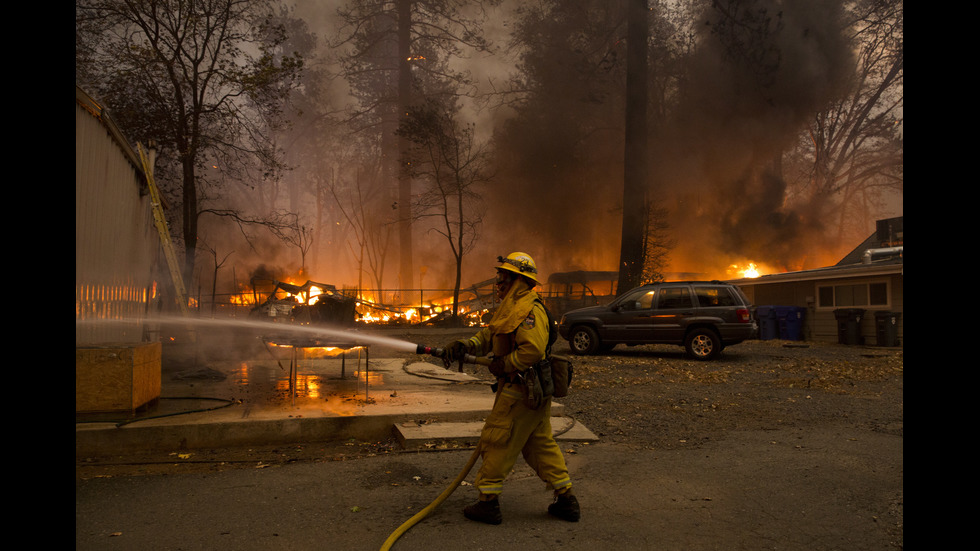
[{"xmin": 442, "ymin": 252, "xmax": 580, "ymax": 525}]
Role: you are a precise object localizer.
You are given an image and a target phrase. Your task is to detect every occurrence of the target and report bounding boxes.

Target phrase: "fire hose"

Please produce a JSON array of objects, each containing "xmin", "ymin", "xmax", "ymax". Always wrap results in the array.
[
  {"xmin": 380, "ymin": 442, "xmax": 483, "ymax": 551},
  {"xmin": 380, "ymin": 346, "xmax": 490, "ymax": 551},
  {"xmin": 414, "ymin": 345, "xmax": 491, "ymax": 369}
]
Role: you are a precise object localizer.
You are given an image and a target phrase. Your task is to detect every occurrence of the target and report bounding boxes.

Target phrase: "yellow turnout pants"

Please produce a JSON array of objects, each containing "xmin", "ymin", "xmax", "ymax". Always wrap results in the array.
[{"xmin": 474, "ymin": 382, "xmax": 572, "ymax": 496}]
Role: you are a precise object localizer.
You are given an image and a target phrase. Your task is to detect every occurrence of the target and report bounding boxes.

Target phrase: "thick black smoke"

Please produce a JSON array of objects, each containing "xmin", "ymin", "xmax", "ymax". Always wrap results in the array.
[{"xmin": 656, "ymin": 0, "xmax": 854, "ymax": 272}]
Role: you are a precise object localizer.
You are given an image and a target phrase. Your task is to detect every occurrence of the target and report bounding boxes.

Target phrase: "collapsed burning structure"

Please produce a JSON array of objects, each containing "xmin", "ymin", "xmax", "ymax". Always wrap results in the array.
[
  {"xmin": 249, "ymin": 278, "xmax": 357, "ymax": 327},
  {"xmin": 239, "ymin": 274, "xmax": 496, "ymax": 329}
]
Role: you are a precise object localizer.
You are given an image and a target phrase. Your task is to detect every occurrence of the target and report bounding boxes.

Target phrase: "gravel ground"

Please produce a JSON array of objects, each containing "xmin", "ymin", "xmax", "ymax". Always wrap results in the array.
[
  {"xmin": 549, "ymin": 338, "xmax": 904, "ymax": 450},
  {"xmin": 377, "ymin": 329, "xmax": 904, "ymax": 448}
]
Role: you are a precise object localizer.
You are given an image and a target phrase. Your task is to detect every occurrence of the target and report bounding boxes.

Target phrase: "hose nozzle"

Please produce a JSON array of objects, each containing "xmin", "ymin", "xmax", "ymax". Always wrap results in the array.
[{"xmin": 416, "ymin": 344, "xmax": 444, "ymax": 357}]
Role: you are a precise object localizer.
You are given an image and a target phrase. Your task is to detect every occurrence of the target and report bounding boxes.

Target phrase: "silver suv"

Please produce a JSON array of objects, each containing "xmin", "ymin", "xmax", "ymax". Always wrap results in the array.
[{"xmin": 558, "ymin": 281, "xmax": 757, "ymax": 360}]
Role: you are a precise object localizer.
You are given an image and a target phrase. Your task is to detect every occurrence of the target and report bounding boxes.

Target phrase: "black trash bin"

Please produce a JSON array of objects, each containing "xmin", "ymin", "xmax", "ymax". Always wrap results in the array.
[
  {"xmin": 834, "ymin": 308, "xmax": 865, "ymax": 345},
  {"xmin": 874, "ymin": 311, "xmax": 901, "ymax": 347}
]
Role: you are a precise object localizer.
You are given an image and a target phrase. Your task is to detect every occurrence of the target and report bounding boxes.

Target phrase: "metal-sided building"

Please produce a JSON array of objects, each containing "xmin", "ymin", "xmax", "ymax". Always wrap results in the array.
[{"xmin": 76, "ymin": 85, "xmax": 161, "ymax": 343}]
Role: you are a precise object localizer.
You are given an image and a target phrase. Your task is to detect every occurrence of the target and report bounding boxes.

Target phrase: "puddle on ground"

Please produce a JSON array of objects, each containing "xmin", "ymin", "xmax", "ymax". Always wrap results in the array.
[{"xmin": 220, "ymin": 357, "xmax": 384, "ymax": 406}]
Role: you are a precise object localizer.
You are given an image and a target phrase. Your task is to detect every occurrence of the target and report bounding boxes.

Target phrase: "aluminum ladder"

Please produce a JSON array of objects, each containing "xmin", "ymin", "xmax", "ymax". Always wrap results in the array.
[{"xmin": 137, "ymin": 142, "xmax": 190, "ymax": 317}]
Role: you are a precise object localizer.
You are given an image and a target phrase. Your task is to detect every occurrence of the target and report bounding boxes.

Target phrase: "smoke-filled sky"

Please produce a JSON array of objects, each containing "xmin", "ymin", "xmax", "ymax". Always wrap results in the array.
[
  {"xmin": 653, "ymin": 0, "xmax": 861, "ymax": 276},
  {"xmin": 219, "ymin": 0, "xmax": 900, "ymax": 294}
]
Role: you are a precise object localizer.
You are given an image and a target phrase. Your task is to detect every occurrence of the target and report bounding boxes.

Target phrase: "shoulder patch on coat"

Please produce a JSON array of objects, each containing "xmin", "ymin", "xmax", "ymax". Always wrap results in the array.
[{"xmin": 522, "ymin": 312, "xmax": 536, "ymax": 329}]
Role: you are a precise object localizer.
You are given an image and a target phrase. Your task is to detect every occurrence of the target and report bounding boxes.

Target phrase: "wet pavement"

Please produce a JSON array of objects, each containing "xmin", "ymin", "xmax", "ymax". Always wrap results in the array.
[{"xmin": 75, "ymin": 336, "xmax": 595, "ymax": 458}]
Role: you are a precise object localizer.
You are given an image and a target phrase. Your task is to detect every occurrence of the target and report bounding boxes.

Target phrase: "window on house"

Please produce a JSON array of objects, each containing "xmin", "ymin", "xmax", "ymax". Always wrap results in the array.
[{"xmin": 817, "ymin": 282, "xmax": 889, "ymax": 308}]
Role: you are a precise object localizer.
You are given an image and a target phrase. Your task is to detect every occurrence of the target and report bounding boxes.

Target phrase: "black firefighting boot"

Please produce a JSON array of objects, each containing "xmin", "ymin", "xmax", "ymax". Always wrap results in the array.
[
  {"xmin": 548, "ymin": 490, "xmax": 580, "ymax": 522},
  {"xmin": 463, "ymin": 495, "xmax": 502, "ymax": 525}
]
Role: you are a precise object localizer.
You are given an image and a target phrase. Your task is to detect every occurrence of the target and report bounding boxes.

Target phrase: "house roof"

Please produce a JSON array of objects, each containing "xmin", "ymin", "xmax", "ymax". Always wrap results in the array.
[
  {"xmin": 836, "ymin": 216, "xmax": 903, "ymax": 266},
  {"xmin": 729, "ymin": 216, "xmax": 903, "ymax": 286},
  {"xmin": 729, "ymin": 260, "xmax": 902, "ymax": 286}
]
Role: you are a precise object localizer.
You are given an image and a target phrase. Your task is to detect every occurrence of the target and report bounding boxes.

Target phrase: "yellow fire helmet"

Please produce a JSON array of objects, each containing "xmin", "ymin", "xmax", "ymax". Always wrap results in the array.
[{"xmin": 497, "ymin": 252, "xmax": 539, "ymax": 284}]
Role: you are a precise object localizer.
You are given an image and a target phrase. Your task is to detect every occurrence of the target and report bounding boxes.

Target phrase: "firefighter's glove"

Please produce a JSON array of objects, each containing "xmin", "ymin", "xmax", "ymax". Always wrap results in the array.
[
  {"xmin": 488, "ymin": 357, "xmax": 506, "ymax": 378},
  {"xmin": 442, "ymin": 341, "xmax": 468, "ymax": 367}
]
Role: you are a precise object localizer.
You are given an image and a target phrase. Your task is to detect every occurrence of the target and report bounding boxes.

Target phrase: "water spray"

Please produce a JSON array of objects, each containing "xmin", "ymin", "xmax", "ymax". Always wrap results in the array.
[
  {"xmin": 78, "ymin": 316, "xmax": 492, "ymax": 365},
  {"xmin": 78, "ymin": 315, "xmax": 423, "ymax": 352}
]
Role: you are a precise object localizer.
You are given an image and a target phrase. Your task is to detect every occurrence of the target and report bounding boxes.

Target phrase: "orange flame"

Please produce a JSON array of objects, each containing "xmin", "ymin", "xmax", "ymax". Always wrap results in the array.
[{"xmin": 727, "ymin": 262, "xmax": 764, "ymax": 279}]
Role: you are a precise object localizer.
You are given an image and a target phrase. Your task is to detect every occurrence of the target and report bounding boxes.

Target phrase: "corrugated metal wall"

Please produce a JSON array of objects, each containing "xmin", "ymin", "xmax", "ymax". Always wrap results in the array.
[{"xmin": 76, "ymin": 87, "xmax": 161, "ymax": 345}]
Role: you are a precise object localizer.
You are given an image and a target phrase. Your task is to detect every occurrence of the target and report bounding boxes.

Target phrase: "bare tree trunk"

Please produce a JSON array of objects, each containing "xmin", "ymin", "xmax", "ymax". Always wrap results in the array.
[
  {"xmin": 181, "ymin": 156, "xmax": 198, "ymax": 288},
  {"xmin": 452, "ymin": 188, "xmax": 464, "ymax": 323},
  {"xmin": 617, "ymin": 0, "xmax": 649, "ymax": 295},
  {"xmin": 397, "ymin": 0, "xmax": 415, "ymax": 294}
]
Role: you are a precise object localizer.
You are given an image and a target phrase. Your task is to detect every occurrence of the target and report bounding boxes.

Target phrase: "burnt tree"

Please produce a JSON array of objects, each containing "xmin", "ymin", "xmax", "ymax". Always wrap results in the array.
[{"xmin": 617, "ymin": 0, "xmax": 650, "ymax": 294}]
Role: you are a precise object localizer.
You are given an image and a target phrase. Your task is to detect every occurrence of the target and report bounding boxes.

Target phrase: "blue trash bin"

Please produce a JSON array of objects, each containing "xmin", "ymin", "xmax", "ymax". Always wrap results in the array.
[
  {"xmin": 756, "ymin": 306, "xmax": 778, "ymax": 340},
  {"xmin": 774, "ymin": 306, "xmax": 806, "ymax": 341}
]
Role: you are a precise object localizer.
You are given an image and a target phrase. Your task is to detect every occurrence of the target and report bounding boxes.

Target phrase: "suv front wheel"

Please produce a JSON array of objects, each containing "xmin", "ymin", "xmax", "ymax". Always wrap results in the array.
[
  {"xmin": 568, "ymin": 326, "xmax": 600, "ymax": 356},
  {"xmin": 685, "ymin": 328, "xmax": 721, "ymax": 360}
]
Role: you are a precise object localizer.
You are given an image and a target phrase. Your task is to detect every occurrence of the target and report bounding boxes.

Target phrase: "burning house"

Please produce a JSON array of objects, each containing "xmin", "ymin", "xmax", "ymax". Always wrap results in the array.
[{"xmin": 731, "ymin": 217, "xmax": 903, "ymax": 345}]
